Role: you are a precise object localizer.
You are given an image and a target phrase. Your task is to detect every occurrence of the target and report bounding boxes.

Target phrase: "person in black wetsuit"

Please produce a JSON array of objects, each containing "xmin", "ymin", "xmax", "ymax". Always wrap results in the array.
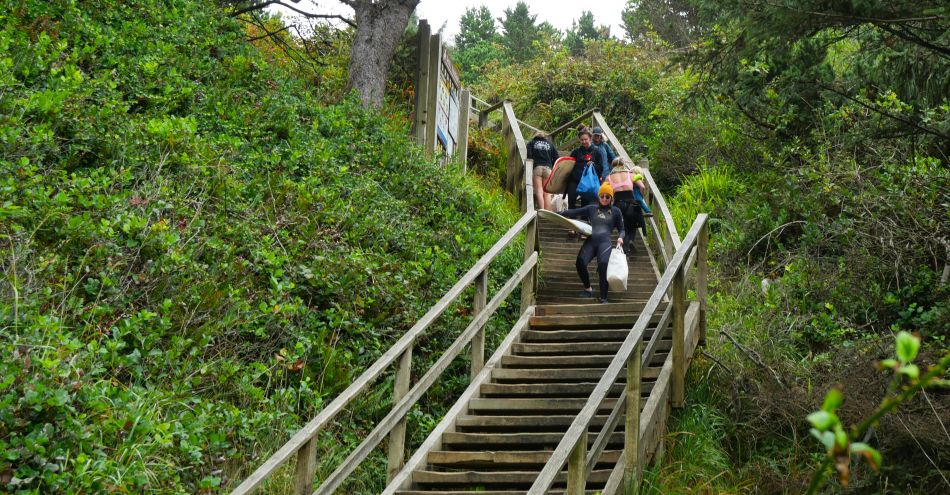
[{"xmin": 558, "ymin": 181, "xmax": 626, "ymax": 304}]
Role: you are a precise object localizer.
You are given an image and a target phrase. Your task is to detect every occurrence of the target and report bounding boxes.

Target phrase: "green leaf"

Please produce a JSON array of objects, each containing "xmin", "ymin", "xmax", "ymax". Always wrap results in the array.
[
  {"xmin": 810, "ymin": 428, "xmax": 835, "ymax": 450},
  {"xmin": 898, "ymin": 364, "xmax": 919, "ymax": 379},
  {"xmin": 879, "ymin": 358, "xmax": 897, "ymax": 369},
  {"xmin": 835, "ymin": 426, "xmax": 849, "ymax": 449},
  {"xmin": 895, "ymin": 331, "xmax": 920, "ymax": 363},
  {"xmin": 807, "ymin": 410, "xmax": 835, "ymax": 431},
  {"xmin": 822, "ymin": 388, "xmax": 843, "ymax": 412},
  {"xmin": 851, "ymin": 443, "xmax": 882, "ymax": 471}
]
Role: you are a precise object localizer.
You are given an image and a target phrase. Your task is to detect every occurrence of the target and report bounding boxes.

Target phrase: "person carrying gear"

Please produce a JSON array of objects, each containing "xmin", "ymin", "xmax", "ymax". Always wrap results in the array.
[{"xmin": 557, "ymin": 181, "xmax": 626, "ymax": 304}]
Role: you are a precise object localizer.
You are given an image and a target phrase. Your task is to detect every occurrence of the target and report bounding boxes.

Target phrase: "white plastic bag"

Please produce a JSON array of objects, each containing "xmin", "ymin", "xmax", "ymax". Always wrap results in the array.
[{"xmin": 607, "ymin": 246, "xmax": 628, "ymax": 291}]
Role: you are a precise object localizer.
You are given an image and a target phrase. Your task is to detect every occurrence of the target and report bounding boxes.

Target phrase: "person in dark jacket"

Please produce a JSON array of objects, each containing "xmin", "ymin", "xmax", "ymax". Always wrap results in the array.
[
  {"xmin": 566, "ymin": 127, "xmax": 607, "ymax": 207},
  {"xmin": 527, "ymin": 131, "xmax": 559, "ymax": 210},
  {"xmin": 592, "ymin": 126, "xmax": 617, "ymax": 166},
  {"xmin": 558, "ymin": 181, "xmax": 625, "ymax": 304}
]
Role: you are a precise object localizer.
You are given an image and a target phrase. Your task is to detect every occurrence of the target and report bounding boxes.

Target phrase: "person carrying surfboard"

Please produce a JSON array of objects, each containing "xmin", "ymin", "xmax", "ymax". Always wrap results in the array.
[
  {"xmin": 557, "ymin": 181, "xmax": 626, "ymax": 304},
  {"xmin": 566, "ymin": 127, "xmax": 607, "ymax": 208},
  {"xmin": 527, "ymin": 131, "xmax": 560, "ymax": 210}
]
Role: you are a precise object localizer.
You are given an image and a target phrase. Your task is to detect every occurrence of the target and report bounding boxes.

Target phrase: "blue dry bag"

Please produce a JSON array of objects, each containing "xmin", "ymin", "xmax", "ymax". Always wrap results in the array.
[{"xmin": 575, "ymin": 162, "xmax": 601, "ymax": 201}]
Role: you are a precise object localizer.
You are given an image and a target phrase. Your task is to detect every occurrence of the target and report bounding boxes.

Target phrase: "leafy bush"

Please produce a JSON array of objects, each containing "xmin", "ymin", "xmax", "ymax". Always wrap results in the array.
[{"xmin": 0, "ymin": 1, "xmax": 521, "ymax": 492}]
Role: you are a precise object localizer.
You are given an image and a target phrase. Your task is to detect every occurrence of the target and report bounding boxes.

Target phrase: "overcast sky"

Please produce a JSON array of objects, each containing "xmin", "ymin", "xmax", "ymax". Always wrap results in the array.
[{"xmin": 270, "ymin": 1, "xmax": 630, "ymax": 41}]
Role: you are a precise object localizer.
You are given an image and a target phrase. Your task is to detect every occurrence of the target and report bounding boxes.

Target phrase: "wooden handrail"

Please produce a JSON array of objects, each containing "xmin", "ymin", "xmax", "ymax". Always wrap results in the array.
[
  {"xmin": 230, "ymin": 211, "xmax": 537, "ymax": 495},
  {"xmin": 550, "ymin": 109, "xmax": 596, "ymax": 139},
  {"xmin": 313, "ymin": 253, "xmax": 538, "ymax": 494},
  {"xmin": 527, "ymin": 214, "xmax": 708, "ymax": 495}
]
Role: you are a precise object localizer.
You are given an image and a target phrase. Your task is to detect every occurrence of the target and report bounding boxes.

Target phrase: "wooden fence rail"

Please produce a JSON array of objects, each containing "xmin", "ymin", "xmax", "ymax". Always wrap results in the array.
[{"xmin": 527, "ymin": 213, "xmax": 708, "ymax": 495}]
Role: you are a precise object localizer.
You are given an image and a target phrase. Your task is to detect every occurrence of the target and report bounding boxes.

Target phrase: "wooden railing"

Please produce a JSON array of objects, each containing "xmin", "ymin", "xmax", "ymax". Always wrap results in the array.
[
  {"xmin": 231, "ymin": 101, "xmax": 538, "ymax": 495},
  {"xmin": 527, "ymin": 213, "xmax": 708, "ymax": 495}
]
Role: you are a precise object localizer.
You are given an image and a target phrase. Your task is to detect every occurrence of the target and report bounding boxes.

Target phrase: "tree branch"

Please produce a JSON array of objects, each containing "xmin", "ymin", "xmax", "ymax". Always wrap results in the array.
[
  {"xmin": 815, "ymin": 82, "xmax": 950, "ymax": 140},
  {"xmin": 230, "ymin": 0, "xmax": 356, "ymax": 28},
  {"xmin": 246, "ymin": 22, "xmax": 294, "ymax": 42}
]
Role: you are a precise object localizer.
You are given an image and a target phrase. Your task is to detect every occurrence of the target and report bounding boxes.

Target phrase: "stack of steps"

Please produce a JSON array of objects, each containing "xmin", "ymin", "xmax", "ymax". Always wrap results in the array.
[{"xmin": 393, "ymin": 215, "xmax": 669, "ymax": 495}]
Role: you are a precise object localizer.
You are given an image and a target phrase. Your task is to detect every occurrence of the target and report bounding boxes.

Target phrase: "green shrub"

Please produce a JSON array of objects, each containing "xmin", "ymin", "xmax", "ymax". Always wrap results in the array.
[{"xmin": 0, "ymin": 1, "xmax": 521, "ymax": 492}]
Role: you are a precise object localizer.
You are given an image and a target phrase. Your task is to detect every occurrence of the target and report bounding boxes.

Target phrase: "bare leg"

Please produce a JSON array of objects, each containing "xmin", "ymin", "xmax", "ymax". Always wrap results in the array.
[
  {"xmin": 532, "ymin": 175, "xmax": 546, "ymax": 210},
  {"xmin": 543, "ymin": 192, "xmax": 552, "ymax": 210}
]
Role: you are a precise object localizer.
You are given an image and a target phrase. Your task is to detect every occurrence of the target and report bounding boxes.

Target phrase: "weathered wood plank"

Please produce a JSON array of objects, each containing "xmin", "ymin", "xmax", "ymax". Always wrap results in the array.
[
  {"xmin": 386, "ymin": 346, "xmax": 413, "ymax": 481},
  {"xmin": 441, "ymin": 431, "xmax": 624, "ymax": 447},
  {"xmin": 412, "ymin": 469, "xmax": 612, "ymax": 485},
  {"xmin": 672, "ymin": 265, "xmax": 686, "ymax": 408},
  {"xmin": 427, "ymin": 450, "xmax": 621, "ymax": 467}
]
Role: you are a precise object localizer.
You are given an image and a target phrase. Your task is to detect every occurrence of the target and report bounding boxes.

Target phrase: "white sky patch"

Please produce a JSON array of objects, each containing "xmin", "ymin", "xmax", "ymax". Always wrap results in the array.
[{"xmin": 267, "ymin": 1, "xmax": 630, "ymax": 42}]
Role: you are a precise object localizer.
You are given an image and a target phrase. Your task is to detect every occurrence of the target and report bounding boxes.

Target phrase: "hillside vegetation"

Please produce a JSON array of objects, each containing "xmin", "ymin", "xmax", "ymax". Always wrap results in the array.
[
  {"xmin": 468, "ymin": 1, "xmax": 949, "ymax": 492},
  {"xmin": 0, "ymin": 1, "xmax": 521, "ymax": 492}
]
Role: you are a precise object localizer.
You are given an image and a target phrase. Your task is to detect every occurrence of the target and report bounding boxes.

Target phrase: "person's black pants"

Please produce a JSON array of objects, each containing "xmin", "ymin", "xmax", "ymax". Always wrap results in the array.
[
  {"xmin": 614, "ymin": 192, "xmax": 644, "ymax": 249},
  {"xmin": 566, "ymin": 181, "xmax": 592, "ymax": 208},
  {"xmin": 576, "ymin": 236, "xmax": 613, "ymax": 300}
]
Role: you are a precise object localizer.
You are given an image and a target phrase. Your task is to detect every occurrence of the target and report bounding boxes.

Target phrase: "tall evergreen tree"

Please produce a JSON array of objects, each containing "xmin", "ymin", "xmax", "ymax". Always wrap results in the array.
[
  {"xmin": 621, "ymin": 0, "xmax": 698, "ymax": 47},
  {"xmin": 454, "ymin": 6, "xmax": 497, "ymax": 51},
  {"xmin": 565, "ymin": 11, "xmax": 611, "ymax": 55},
  {"xmin": 498, "ymin": 1, "xmax": 541, "ymax": 63}
]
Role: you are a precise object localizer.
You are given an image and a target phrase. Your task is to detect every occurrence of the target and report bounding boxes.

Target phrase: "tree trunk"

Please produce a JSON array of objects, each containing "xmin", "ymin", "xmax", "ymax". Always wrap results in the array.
[{"xmin": 346, "ymin": 0, "xmax": 419, "ymax": 108}]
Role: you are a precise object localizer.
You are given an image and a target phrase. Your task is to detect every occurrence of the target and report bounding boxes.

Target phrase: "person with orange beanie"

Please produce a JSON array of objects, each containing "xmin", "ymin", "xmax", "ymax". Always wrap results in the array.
[{"xmin": 557, "ymin": 181, "xmax": 626, "ymax": 303}]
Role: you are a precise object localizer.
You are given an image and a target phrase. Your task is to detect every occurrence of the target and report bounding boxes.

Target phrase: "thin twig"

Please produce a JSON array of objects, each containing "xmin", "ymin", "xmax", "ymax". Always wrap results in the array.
[{"xmin": 719, "ymin": 328, "xmax": 788, "ymax": 389}]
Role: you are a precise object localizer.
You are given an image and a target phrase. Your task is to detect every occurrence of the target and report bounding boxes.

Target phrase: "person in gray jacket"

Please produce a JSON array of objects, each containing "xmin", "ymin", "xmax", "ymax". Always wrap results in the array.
[{"xmin": 591, "ymin": 126, "xmax": 616, "ymax": 168}]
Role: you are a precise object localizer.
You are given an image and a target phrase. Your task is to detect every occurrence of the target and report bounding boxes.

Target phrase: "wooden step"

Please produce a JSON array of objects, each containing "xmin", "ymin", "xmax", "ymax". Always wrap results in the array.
[
  {"xmin": 512, "ymin": 341, "xmax": 623, "ymax": 355},
  {"xmin": 491, "ymin": 367, "xmax": 661, "ymax": 382},
  {"xmin": 480, "ymin": 381, "xmax": 654, "ymax": 398},
  {"xmin": 412, "ymin": 469, "xmax": 614, "ymax": 486},
  {"xmin": 397, "ymin": 491, "xmax": 600, "ymax": 495},
  {"xmin": 535, "ymin": 296, "xmax": 649, "ymax": 305},
  {"xmin": 534, "ymin": 302, "xmax": 661, "ymax": 315},
  {"xmin": 513, "ymin": 340, "xmax": 670, "ymax": 357},
  {"xmin": 426, "ymin": 449, "xmax": 622, "ymax": 467},
  {"xmin": 521, "ymin": 328, "xmax": 655, "ymax": 342},
  {"xmin": 454, "ymin": 414, "xmax": 621, "ymax": 431},
  {"xmin": 466, "ymin": 397, "xmax": 625, "ymax": 413},
  {"xmin": 440, "ymin": 431, "xmax": 625, "ymax": 448},
  {"xmin": 501, "ymin": 352, "xmax": 668, "ymax": 368},
  {"xmin": 529, "ymin": 314, "xmax": 641, "ymax": 329}
]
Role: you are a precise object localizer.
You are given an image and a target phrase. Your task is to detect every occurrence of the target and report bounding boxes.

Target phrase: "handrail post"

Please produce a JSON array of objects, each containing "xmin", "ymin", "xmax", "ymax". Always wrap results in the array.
[
  {"xmin": 672, "ymin": 264, "xmax": 686, "ymax": 408},
  {"xmin": 624, "ymin": 340, "xmax": 642, "ymax": 488},
  {"xmin": 294, "ymin": 435, "xmax": 318, "ymax": 495},
  {"xmin": 412, "ymin": 20, "xmax": 431, "ymax": 145},
  {"xmin": 387, "ymin": 346, "xmax": 413, "ymax": 481},
  {"xmin": 471, "ymin": 269, "xmax": 488, "ymax": 378},
  {"xmin": 458, "ymin": 88, "xmax": 471, "ymax": 172},
  {"xmin": 423, "ymin": 32, "xmax": 441, "ymax": 157},
  {"xmin": 567, "ymin": 431, "xmax": 588, "ymax": 495},
  {"xmin": 697, "ymin": 221, "xmax": 709, "ymax": 344},
  {"xmin": 521, "ymin": 215, "xmax": 537, "ymax": 312}
]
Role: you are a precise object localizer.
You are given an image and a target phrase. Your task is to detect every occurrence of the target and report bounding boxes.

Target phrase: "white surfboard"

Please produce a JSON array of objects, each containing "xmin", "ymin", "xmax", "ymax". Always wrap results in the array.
[{"xmin": 538, "ymin": 209, "xmax": 593, "ymax": 236}]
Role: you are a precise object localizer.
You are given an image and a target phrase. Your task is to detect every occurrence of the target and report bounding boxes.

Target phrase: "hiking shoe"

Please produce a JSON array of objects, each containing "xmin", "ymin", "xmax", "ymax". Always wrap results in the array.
[
  {"xmin": 577, "ymin": 290, "xmax": 594, "ymax": 298},
  {"xmin": 599, "ymin": 298, "xmax": 609, "ymax": 304}
]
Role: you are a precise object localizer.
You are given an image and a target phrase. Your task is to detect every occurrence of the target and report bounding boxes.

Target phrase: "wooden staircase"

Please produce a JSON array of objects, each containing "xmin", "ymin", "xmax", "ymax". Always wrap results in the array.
[
  {"xmin": 391, "ymin": 216, "xmax": 672, "ymax": 495},
  {"xmin": 229, "ymin": 107, "xmax": 708, "ymax": 495}
]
